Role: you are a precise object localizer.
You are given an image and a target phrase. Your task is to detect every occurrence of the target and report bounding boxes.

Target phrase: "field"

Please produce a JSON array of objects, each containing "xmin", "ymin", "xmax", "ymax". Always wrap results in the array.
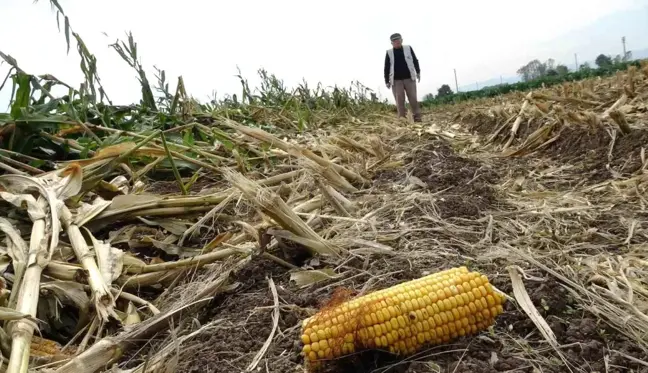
[{"xmin": 1, "ymin": 5, "xmax": 648, "ymax": 372}]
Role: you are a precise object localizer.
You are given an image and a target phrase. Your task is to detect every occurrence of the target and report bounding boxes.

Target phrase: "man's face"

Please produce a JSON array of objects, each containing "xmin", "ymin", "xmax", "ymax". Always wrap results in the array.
[{"xmin": 391, "ymin": 38, "xmax": 403, "ymax": 48}]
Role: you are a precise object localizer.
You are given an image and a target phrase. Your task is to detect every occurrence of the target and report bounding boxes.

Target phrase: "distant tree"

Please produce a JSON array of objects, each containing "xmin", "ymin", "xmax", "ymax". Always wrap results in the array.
[
  {"xmin": 517, "ymin": 60, "xmax": 543, "ymax": 82},
  {"xmin": 546, "ymin": 69, "xmax": 559, "ymax": 76},
  {"xmin": 516, "ymin": 65, "xmax": 531, "ymax": 82},
  {"xmin": 579, "ymin": 62, "xmax": 591, "ymax": 71},
  {"xmin": 423, "ymin": 93, "xmax": 435, "ymax": 101},
  {"xmin": 555, "ymin": 65, "xmax": 569, "ymax": 75},
  {"xmin": 613, "ymin": 54, "xmax": 623, "ymax": 65},
  {"xmin": 436, "ymin": 84, "xmax": 453, "ymax": 98},
  {"xmin": 517, "ymin": 58, "xmax": 556, "ymax": 82},
  {"xmin": 595, "ymin": 54, "xmax": 613, "ymax": 68},
  {"xmin": 624, "ymin": 51, "xmax": 633, "ymax": 62}
]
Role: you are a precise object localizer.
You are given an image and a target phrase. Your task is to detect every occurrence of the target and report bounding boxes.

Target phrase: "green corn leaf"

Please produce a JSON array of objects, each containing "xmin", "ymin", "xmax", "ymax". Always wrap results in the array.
[{"xmin": 10, "ymin": 73, "xmax": 32, "ymax": 120}]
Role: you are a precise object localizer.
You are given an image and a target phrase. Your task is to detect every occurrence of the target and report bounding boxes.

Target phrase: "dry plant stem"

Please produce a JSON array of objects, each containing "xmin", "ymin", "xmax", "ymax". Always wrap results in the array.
[
  {"xmin": 164, "ymin": 149, "xmax": 222, "ymax": 173},
  {"xmin": 78, "ymin": 285, "xmax": 161, "ymax": 315},
  {"xmin": 508, "ymin": 266, "xmax": 565, "ymax": 364},
  {"xmin": 178, "ymin": 193, "xmax": 235, "ymax": 246},
  {"xmin": 118, "ymin": 269, "xmax": 185, "ymax": 289},
  {"xmin": 504, "ymin": 91, "xmax": 533, "ymax": 150},
  {"xmin": 84, "ymin": 123, "xmax": 229, "ymax": 163},
  {"xmin": 0, "ymin": 327, "xmax": 12, "ymax": 359},
  {"xmin": 134, "ymin": 156, "xmax": 165, "ymax": 181},
  {"xmin": 0, "ymin": 149, "xmax": 49, "ymax": 166},
  {"xmin": 601, "ymin": 93, "xmax": 628, "ymax": 120},
  {"xmin": 0, "ymin": 154, "xmax": 42, "ymax": 174},
  {"xmin": 319, "ymin": 182, "xmax": 356, "ymax": 216},
  {"xmin": 39, "ymin": 131, "xmax": 95, "ymax": 156},
  {"xmin": 7, "ymin": 220, "xmax": 46, "ymax": 373},
  {"xmin": 84, "ymin": 130, "xmax": 161, "ymax": 185},
  {"xmin": 305, "ymin": 160, "xmax": 358, "ymax": 193},
  {"xmin": 63, "ymin": 215, "xmax": 114, "ymax": 321},
  {"xmin": 261, "ymin": 252, "xmax": 299, "ymax": 270},
  {"xmin": 131, "ymin": 320, "xmax": 226, "ymax": 373},
  {"xmin": 225, "ymin": 169, "xmax": 339, "ymax": 255},
  {"xmin": 229, "ymin": 122, "xmax": 367, "ymax": 184},
  {"xmin": 92, "ymin": 198, "xmax": 230, "ymax": 224},
  {"xmin": 77, "ymin": 317, "xmax": 99, "ymax": 353},
  {"xmin": 0, "ymin": 161, "xmax": 27, "ymax": 175},
  {"xmin": 93, "ymin": 172, "xmax": 295, "ymax": 223},
  {"xmin": 246, "ymin": 278, "xmax": 279, "ymax": 371},
  {"xmin": 125, "ymin": 248, "xmax": 240, "ymax": 274},
  {"xmin": 531, "ymin": 92, "xmax": 602, "ymax": 106},
  {"xmin": 94, "ymin": 180, "xmax": 286, "ymax": 222},
  {"xmin": 44, "ymin": 262, "xmax": 85, "ymax": 282},
  {"xmin": 111, "ymin": 289, "xmax": 160, "ymax": 315},
  {"xmin": 54, "ymin": 259, "xmax": 247, "ymax": 373}
]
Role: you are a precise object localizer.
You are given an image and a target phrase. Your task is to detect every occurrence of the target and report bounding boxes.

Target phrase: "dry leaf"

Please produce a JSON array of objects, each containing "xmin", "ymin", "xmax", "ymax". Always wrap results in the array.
[
  {"xmin": 40, "ymin": 281, "xmax": 90, "ymax": 310},
  {"xmin": 508, "ymin": 266, "xmax": 566, "ymax": 363},
  {"xmin": 108, "ymin": 194, "xmax": 161, "ymax": 211},
  {"xmin": 290, "ymin": 268, "xmax": 340, "ymax": 287},
  {"xmin": 123, "ymin": 302, "xmax": 141, "ymax": 326},
  {"xmin": 75, "ymin": 198, "xmax": 112, "ymax": 227},
  {"xmin": 86, "ymin": 229, "xmax": 125, "ymax": 284}
]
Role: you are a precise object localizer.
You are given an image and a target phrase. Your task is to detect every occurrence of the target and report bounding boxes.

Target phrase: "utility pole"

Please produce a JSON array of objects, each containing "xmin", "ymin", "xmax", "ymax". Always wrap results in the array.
[
  {"xmin": 622, "ymin": 36, "xmax": 627, "ymax": 60},
  {"xmin": 574, "ymin": 53, "xmax": 579, "ymax": 70},
  {"xmin": 453, "ymin": 69, "xmax": 459, "ymax": 93},
  {"xmin": 500, "ymin": 75, "xmax": 503, "ymax": 85}
]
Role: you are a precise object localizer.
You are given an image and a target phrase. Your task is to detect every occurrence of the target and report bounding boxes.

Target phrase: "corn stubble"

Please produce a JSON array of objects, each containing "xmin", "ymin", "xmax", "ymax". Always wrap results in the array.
[{"xmin": 300, "ymin": 267, "xmax": 506, "ymax": 368}]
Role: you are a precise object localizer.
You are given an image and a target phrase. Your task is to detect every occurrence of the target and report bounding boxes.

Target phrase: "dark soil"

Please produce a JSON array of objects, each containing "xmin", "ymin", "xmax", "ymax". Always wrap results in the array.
[
  {"xmin": 519, "ymin": 125, "xmax": 648, "ymax": 184},
  {"xmin": 172, "ymin": 253, "xmax": 648, "ymax": 373},
  {"xmin": 375, "ymin": 138, "xmax": 499, "ymax": 219},
  {"xmin": 170, "ymin": 123, "xmax": 648, "ymax": 373}
]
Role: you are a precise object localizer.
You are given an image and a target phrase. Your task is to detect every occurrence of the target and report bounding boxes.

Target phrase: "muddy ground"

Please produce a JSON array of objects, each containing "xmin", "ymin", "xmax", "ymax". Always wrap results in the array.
[{"xmin": 123, "ymin": 112, "xmax": 648, "ymax": 373}]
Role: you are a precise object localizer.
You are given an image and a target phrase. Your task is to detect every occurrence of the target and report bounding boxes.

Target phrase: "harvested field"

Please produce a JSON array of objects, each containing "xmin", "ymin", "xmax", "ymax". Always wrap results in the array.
[{"xmin": 0, "ymin": 4, "xmax": 648, "ymax": 373}]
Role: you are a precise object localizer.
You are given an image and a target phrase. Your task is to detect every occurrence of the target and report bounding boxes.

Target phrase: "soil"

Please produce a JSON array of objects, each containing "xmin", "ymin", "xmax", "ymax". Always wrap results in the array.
[
  {"xmin": 462, "ymin": 111, "xmax": 648, "ymax": 185},
  {"xmin": 175, "ymin": 255, "xmax": 648, "ymax": 373},
  {"xmin": 168, "ymin": 116, "xmax": 648, "ymax": 373},
  {"xmin": 549, "ymin": 127, "xmax": 648, "ymax": 184},
  {"xmin": 375, "ymin": 137, "xmax": 499, "ymax": 219}
]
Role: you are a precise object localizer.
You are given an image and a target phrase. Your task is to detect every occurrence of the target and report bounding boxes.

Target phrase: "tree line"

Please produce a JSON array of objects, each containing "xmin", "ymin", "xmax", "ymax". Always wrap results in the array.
[{"xmin": 422, "ymin": 50, "xmax": 639, "ymax": 106}]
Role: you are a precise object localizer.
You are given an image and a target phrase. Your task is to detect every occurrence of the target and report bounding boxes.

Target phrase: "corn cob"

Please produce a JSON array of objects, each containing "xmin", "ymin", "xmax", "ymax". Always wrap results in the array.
[
  {"xmin": 30, "ymin": 336, "xmax": 74, "ymax": 358},
  {"xmin": 300, "ymin": 267, "xmax": 506, "ymax": 364}
]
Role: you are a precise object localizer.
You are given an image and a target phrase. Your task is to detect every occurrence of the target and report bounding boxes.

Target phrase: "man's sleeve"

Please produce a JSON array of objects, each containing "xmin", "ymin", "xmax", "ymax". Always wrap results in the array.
[
  {"xmin": 384, "ymin": 52, "xmax": 390, "ymax": 84},
  {"xmin": 411, "ymin": 47, "xmax": 421, "ymax": 75}
]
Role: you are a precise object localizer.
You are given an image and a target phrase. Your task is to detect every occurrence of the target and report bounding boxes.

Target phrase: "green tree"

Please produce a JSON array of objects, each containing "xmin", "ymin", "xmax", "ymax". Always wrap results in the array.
[
  {"xmin": 555, "ymin": 65, "xmax": 569, "ymax": 75},
  {"xmin": 517, "ymin": 59, "xmax": 555, "ymax": 82},
  {"xmin": 595, "ymin": 54, "xmax": 613, "ymax": 68},
  {"xmin": 436, "ymin": 84, "xmax": 453, "ymax": 98}
]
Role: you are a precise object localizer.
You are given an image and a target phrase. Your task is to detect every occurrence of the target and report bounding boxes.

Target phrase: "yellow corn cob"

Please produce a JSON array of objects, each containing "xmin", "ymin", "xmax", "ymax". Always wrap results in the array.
[
  {"xmin": 30, "ymin": 336, "xmax": 74, "ymax": 358},
  {"xmin": 300, "ymin": 267, "xmax": 506, "ymax": 365}
]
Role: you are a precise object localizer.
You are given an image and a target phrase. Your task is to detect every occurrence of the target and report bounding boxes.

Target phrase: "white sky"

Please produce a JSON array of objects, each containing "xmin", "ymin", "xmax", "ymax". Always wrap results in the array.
[{"xmin": 1, "ymin": 0, "xmax": 647, "ymax": 108}]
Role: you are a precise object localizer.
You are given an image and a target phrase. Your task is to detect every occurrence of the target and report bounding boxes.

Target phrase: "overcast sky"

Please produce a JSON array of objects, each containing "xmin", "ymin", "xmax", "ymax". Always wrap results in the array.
[{"xmin": 1, "ymin": 0, "xmax": 648, "ymax": 109}]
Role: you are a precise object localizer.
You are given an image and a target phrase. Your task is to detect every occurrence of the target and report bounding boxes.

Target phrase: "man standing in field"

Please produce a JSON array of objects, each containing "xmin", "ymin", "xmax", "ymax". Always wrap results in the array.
[{"xmin": 384, "ymin": 33, "xmax": 422, "ymax": 122}]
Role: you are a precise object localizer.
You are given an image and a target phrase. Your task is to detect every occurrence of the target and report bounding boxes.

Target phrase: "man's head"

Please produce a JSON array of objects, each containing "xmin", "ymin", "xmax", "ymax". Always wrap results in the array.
[{"xmin": 390, "ymin": 33, "xmax": 403, "ymax": 49}]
